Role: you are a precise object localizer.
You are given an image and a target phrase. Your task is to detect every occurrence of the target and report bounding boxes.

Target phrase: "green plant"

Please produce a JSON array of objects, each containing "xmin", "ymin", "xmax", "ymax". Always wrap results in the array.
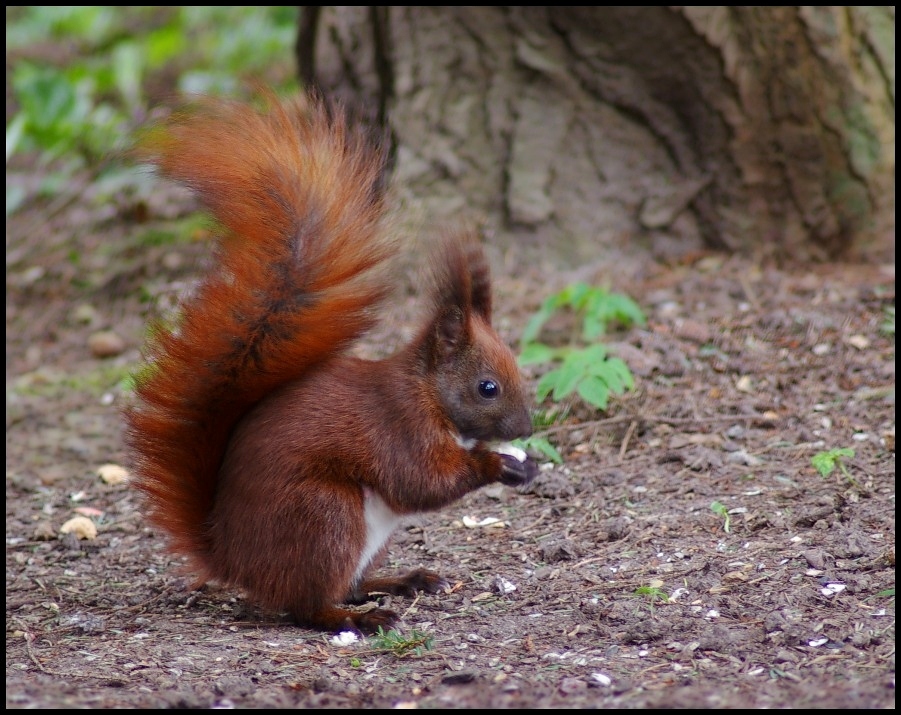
[
  {"xmin": 516, "ymin": 283, "xmax": 645, "ymax": 461},
  {"xmin": 634, "ymin": 585, "xmax": 668, "ymax": 600},
  {"xmin": 514, "ymin": 434, "xmax": 563, "ymax": 465},
  {"xmin": 881, "ymin": 305, "xmax": 895, "ymax": 337},
  {"xmin": 7, "ymin": 8, "xmax": 158, "ymax": 178},
  {"xmin": 7, "ymin": 7, "xmax": 299, "ymax": 215},
  {"xmin": 368, "ymin": 627, "xmax": 433, "ymax": 657},
  {"xmin": 511, "ymin": 406, "xmax": 567, "ymax": 464},
  {"xmin": 710, "ymin": 501, "xmax": 731, "ymax": 533},
  {"xmin": 522, "ymin": 342, "xmax": 635, "ymax": 410},
  {"xmin": 811, "ymin": 447, "xmax": 862, "ymax": 489},
  {"xmin": 521, "ymin": 282, "xmax": 646, "ymax": 345},
  {"xmin": 519, "ymin": 284, "xmax": 644, "ymax": 411},
  {"xmin": 135, "ymin": 213, "xmax": 212, "ymax": 248},
  {"xmin": 811, "ymin": 447, "xmax": 855, "ymax": 479},
  {"xmin": 634, "ymin": 585, "xmax": 669, "ymax": 613}
]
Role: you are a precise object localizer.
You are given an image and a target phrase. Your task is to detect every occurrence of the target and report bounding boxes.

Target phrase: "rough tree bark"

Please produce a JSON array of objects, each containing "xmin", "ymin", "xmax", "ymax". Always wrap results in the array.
[{"xmin": 299, "ymin": 6, "xmax": 894, "ymax": 263}]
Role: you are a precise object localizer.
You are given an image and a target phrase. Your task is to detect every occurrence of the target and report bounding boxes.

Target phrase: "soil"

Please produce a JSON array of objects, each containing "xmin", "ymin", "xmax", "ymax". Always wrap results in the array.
[{"xmin": 6, "ymin": 157, "xmax": 896, "ymax": 709}]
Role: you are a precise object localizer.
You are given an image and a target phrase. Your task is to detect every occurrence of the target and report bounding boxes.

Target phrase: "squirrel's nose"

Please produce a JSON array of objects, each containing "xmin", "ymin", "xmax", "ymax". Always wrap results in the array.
[{"xmin": 504, "ymin": 408, "xmax": 533, "ymax": 441}]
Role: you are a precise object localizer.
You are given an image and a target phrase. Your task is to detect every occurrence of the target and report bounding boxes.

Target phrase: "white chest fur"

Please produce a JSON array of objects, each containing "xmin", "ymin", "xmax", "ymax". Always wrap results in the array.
[{"xmin": 354, "ymin": 489, "xmax": 405, "ymax": 584}]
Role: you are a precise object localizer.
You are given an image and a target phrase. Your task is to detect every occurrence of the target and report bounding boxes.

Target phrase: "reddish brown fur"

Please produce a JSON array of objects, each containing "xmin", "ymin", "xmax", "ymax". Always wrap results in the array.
[{"xmin": 125, "ymin": 92, "xmax": 535, "ymax": 633}]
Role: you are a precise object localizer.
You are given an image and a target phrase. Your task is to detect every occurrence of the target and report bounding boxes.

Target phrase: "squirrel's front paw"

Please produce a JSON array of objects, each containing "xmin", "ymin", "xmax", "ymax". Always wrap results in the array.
[{"xmin": 499, "ymin": 453, "xmax": 538, "ymax": 486}]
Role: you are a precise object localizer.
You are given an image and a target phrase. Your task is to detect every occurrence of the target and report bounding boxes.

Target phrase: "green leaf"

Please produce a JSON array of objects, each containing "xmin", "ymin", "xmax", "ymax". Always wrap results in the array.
[
  {"xmin": 581, "ymin": 288, "xmax": 609, "ymax": 339},
  {"xmin": 596, "ymin": 363, "xmax": 625, "ymax": 395},
  {"xmin": 145, "ymin": 25, "xmax": 188, "ymax": 68},
  {"xmin": 605, "ymin": 357, "xmax": 635, "ymax": 391},
  {"xmin": 576, "ymin": 376, "xmax": 609, "ymax": 410},
  {"xmin": 561, "ymin": 282, "xmax": 591, "ymax": 309},
  {"xmin": 710, "ymin": 501, "xmax": 731, "ymax": 533},
  {"xmin": 589, "ymin": 356, "xmax": 633, "ymax": 394},
  {"xmin": 368, "ymin": 627, "xmax": 433, "ymax": 656},
  {"xmin": 635, "ymin": 585, "xmax": 669, "ymax": 602},
  {"xmin": 14, "ymin": 63, "xmax": 78, "ymax": 137},
  {"xmin": 810, "ymin": 453, "xmax": 834, "ymax": 477},
  {"xmin": 582, "ymin": 310, "xmax": 605, "ymax": 340},
  {"xmin": 517, "ymin": 435, "xmax": 563, "ymax": 464},
  {"xmin": 550, "ymin": 356, "xmax": 584, "ymax": 400},
  {"xmin": 112, "ymin": 41, "xmax": 144, "ymax": 112},
  {"xmin": 576, "ymin": 343, "xmax": 608, "ymax": 365},
  {"xmin": 535, "ymin": 368, "xmax": 563, "ymax": 402},
  {"xmin": 521, "ymin": 296, "xmax": 559, "ymax": 345},
  {"xmin": 6, "ymin": 184, "xmax": 27, "ymax": 216},
  {"xmin": 520, "ymin": 282, "xmax": 641, "ymax": 413},
  {"xmin": 811, "ymin": 448, "xmax": 855, "ymax": 478},
  {"xmin": 6, "ymin": 113, "xmax": 27, "ymax": 161},
  {"xmin": 881, "ymin": 305, "xmax": 894, "ymax": 336},
  {"xmin": 606, "ymin": 293, "xmax": 647, "ymax": 327},
  {"xmin": 518, "ymin": 342, "xmax": 561, "ymax": 366}
]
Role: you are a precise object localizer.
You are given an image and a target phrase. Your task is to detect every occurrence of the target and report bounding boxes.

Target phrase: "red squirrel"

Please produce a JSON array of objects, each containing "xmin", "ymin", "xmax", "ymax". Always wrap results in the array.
[{"xmin": 124, "ymin": 92, "xmax": 538, "ymax": 633}]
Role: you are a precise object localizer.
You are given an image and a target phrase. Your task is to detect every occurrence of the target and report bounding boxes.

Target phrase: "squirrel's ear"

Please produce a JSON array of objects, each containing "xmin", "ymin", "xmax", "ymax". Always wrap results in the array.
[
  {"xmin": 434, "ymin": 306, "xmax": 468, "ymax": 363},
  {"xmin": 466, "ymin": 244, "xmax": 492, "ymax": 322},
  {"xmin": 427, "ymin": 231, "xmax": 493, "ymax": 323}
]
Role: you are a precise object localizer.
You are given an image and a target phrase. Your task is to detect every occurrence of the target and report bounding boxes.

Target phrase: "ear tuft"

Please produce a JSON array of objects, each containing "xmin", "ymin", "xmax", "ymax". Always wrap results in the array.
[
  {"xmin": 465, "ymin": 239, "xmax": 492, "ymax": 321},
  {"xmin": 428, "ymin": 231, "xmax": 492, "ymax": 322}
]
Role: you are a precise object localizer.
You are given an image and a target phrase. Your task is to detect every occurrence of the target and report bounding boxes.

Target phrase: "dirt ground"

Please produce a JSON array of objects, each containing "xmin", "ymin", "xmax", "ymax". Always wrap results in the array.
[{"xmin": 6, "ymin": 158, "xmax": 896, "ymax": 710}]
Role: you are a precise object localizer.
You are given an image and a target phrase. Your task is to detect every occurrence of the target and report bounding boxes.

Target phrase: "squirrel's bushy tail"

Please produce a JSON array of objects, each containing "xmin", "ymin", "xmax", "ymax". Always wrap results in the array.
[{"xmin": 124, "ymin": 94, "xmax": 396, "ymax": 572}]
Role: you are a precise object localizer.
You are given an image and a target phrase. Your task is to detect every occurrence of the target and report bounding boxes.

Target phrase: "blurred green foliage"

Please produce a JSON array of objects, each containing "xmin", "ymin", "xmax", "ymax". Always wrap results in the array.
[
  {"xmin": 519, "ymin": 283, "xmax": 645, "ymax": 412},
  {"xmin": 881, "ymin": 305, "xmax": 895, "ymax": 337},
  {"xmin": 513, "ymin": 283, "xmax": 645, "ymax": 464},
  {"xmin": 6, "ymin": 6, "xmax": 299, "ymax": 215}
]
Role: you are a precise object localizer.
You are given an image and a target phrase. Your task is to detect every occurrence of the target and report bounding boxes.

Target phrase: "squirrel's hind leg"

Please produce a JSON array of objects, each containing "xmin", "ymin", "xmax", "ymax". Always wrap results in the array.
[{"xmin": 350, "ymin": 568, "xmax": 449, "ymax": 602}]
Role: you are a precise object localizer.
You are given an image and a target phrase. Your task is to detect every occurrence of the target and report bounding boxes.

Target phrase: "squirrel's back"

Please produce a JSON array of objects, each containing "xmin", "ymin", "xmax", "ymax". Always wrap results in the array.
[{"xmin": 124, "ymin": 94, "xmax": 397, "ymax": 574}]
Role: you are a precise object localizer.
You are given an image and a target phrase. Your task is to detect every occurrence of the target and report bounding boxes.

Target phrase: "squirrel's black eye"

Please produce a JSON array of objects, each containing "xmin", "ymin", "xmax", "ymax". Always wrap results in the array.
[{"xmin": 478, "ymin": 379, "xmax": 499, "ymax": 399}]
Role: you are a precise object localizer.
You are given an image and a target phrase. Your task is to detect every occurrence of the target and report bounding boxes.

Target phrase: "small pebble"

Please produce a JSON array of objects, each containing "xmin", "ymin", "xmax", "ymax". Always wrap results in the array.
[{"xmin": 88, "ymin": 330, "xmax": 126, "ymax": 358}]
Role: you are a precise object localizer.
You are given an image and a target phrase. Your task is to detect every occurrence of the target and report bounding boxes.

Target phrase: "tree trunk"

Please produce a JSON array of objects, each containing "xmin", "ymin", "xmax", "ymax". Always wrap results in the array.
[{"xmin": 300, "ymin": 6, "xmax": 894, "ymax": 263}]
